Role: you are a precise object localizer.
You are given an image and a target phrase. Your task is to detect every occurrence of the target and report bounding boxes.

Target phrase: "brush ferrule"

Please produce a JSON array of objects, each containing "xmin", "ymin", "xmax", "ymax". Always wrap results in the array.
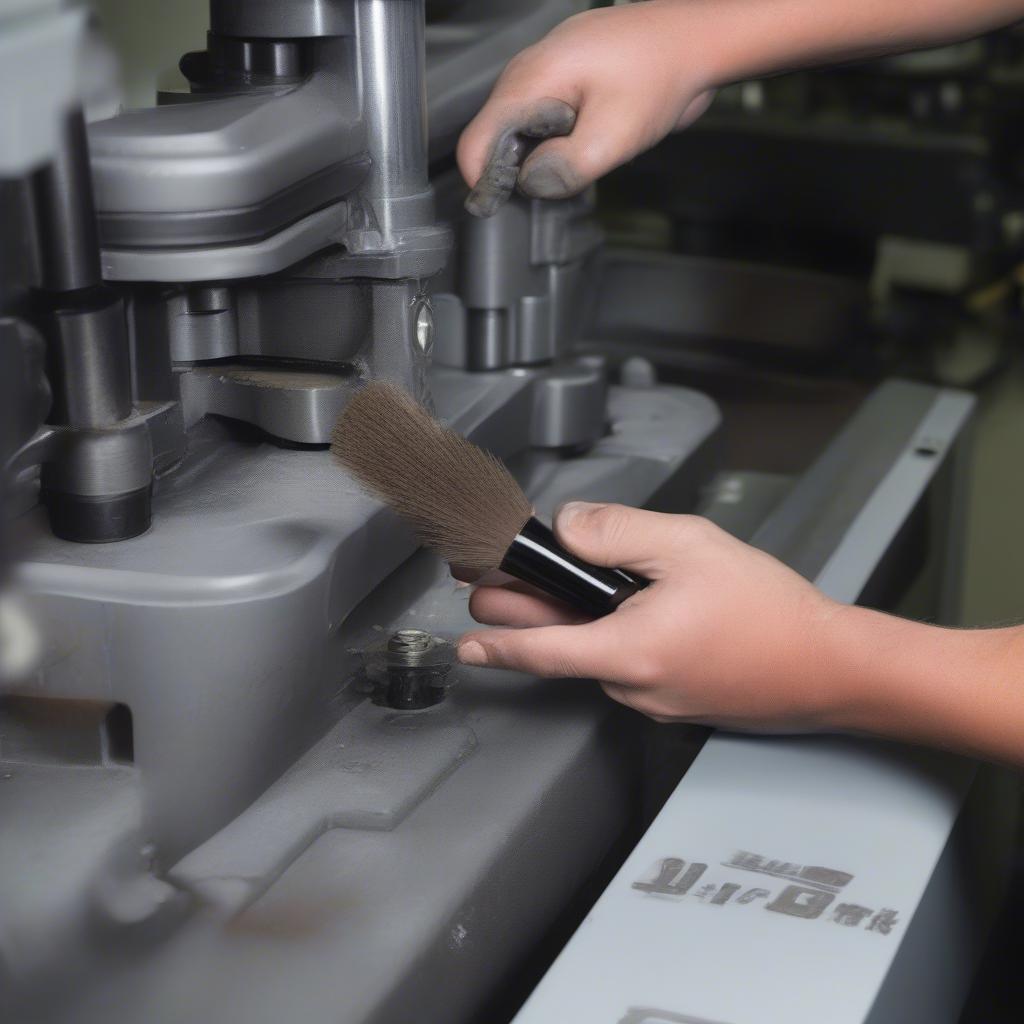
[{"xmin": 500, "ymin": 517, "xmax": 648, "ymax": 618}]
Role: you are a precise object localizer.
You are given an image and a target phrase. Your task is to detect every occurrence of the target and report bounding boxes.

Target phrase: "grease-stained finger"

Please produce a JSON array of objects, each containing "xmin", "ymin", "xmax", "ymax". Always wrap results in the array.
[{"xmin": 463, "ymin": 98, "xmax": 577, "ymax": 217}]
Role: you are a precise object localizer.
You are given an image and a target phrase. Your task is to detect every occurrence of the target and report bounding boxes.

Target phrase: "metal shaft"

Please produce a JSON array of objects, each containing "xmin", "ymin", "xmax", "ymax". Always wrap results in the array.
[
  {"xmin": 31, "ymin": 110, "xmax": 102, "ymax": 293},
  {"xmin": 354, "ymin": 0, "xmax": 428, "ymax": 226}
]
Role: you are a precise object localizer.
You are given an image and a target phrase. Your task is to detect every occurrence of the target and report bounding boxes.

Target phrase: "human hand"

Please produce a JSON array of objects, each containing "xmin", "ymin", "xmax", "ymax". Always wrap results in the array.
[
  {"xmin": 457, "ymin": 502, "xmax": 852, "ymax": 732},
  {"xmin": 457, "ymin": 2, "xmax": 716, "ymax": 216}
]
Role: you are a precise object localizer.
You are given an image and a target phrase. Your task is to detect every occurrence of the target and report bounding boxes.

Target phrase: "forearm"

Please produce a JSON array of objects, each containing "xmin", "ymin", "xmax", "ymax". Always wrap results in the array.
[
  {"xmin": 825, "ymin": 605, "xmax": 1024, "ymax": 765},
  {"xmin": 662, "ymin": 0, "xmax": 1024, "ymax": 90}
]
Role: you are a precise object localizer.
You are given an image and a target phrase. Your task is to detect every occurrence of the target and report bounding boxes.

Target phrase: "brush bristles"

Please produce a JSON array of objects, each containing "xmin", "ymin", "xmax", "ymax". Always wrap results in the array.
[{"xmin": 331, "ymin": 381, "xmax": 532, "ymax": 571}]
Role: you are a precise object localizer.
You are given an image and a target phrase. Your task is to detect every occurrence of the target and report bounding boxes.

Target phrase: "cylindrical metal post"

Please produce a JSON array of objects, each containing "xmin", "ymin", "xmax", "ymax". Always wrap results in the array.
[
  {"xmin": 210, "ymin": 0, "xmax": 354, "ymax": 38},
  {"xmin": 31, "ymin": 110, "xmax": 102, "ymax": 293},
  {"xmin": 354, "ymin": 0, "xmax": 428, "ymax": 228},
  {"xmin": 28, "ymin": 108, "xmax": 151, "ymax": 542},
  {"xmin": 44, "ymin": 294, "xmax": 133, "ymax": 427},
  {"xmin": 466, "ymin": 309, "xmax": 509, "ymax": 371}
]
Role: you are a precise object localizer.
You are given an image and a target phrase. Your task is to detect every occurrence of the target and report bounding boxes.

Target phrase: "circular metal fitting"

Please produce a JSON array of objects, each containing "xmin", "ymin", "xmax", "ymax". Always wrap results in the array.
[
  {"xmin": 388, "ymin": 628, "xmax": 432, "ymax": 655},
  {"xmin": 361, "ymin": 629, "xmax": 454, "ymax": 711}
]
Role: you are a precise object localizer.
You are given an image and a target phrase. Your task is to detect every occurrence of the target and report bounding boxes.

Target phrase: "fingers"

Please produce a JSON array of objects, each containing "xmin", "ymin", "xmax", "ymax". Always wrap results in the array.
[
  {"xmin": 461, "ymin": 125, "xmax": 525, "ymax": 219},
  {"xmin": 457, "ymin": 3, "xmax": 711, "ymax": 217},
  {"xmin": 554, "ymin": 501, "xmax": 701, "ymax": 577},
  {"xmin": 460, "ymin": 98, "xmax": 577, "ymax": 217},
  {"xmin": 459, "ymin": 618, "xmax": 683, "ymax": 722},
  {"xmin": 469, "ymin": 584, "xmax": 587, "ymax": 628},
  {"xmin": 517, "ymin": 93, "xmax": 643, "ymax": 201},
  {"xmin": 458, "ymin": 613, "xmax": 643, "ymax": 681},
  {"xmin": 460, "ymin": 89, "xmax": 644, "ymax": 215}
]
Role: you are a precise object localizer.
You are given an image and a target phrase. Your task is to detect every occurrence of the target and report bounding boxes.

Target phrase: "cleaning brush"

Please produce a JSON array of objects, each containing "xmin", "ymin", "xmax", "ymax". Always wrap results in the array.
[{"xmin": 331, "ymin": 381, "xmax": 648, "ymax": 618}]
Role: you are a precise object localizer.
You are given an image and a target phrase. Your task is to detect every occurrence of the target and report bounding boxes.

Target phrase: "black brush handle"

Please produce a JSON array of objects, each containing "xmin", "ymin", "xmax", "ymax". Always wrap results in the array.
[{"xmin": 499, "ymin": 517, "xmax": 649, "ymax": 618}]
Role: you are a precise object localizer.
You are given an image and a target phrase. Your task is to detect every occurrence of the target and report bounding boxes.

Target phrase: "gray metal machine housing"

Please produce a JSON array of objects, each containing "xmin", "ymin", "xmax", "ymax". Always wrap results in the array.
[{"xmin": 1, "ymin": 2, "xmax": 1014, "ymax": 1023}]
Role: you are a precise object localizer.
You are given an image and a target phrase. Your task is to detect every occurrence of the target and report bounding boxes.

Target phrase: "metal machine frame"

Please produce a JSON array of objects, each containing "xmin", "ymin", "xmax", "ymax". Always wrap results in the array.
[{"xmin": 1, "ymin": 3, "xmax": 1013, "ymax": 1023}]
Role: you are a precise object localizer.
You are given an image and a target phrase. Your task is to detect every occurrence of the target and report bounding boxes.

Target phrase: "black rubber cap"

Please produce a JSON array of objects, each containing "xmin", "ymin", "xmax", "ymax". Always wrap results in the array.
[{"xmin": 42, "ymin": 485, "xmax": 152, "ymax": 543}]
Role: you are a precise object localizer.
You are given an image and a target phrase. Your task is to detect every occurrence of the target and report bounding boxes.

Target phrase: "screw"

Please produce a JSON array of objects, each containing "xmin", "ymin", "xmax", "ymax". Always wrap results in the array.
[
  {"xmin": 386, "ymin": 629, "xmax": 437, "ymax": 710},
  {"xmin": 367, "ymin": 629, "xmax": 453, "ymax": 710},
  {"xmin": 388, "ymin": 629, "xmax": 431, "ymax": 654}
]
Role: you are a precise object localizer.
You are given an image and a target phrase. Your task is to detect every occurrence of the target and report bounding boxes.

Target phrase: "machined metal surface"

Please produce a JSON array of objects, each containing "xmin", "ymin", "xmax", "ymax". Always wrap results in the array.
[
  {"xmin": 178, "ymin": 365, "xmax": 356, "ymax": 445},
  {"xmin": 88, "ymin": 77, "xmax": 364, "ymax": 220},
  {"xmin": 89, "ymin": 5, "xmax": 449, "ymax": 283},
  {"xmin": 102, "ymin": 202, "xmax": 353, "ymax": 283},
  {"xmin": 11, "ymin": 369, "xmax": 719, "ymax": 856},
  {"xmin": 97, "ymin": 160, "xmax": 370, "ymax": 250},
  {"xmin": 24, "ymin": 97, "xmax": 149, "ymax": 542},
  {"xmin": 210, "ymin": 0, "xmax": 355, "ymax": 39},
  {"xmin": 42, "ymin": 294, "xmax": 132, "ymax": 428},
  {"xmin": 4, "ymin": 370, "xmax": 720, "ymax": 1023},
  {"xmin": 529, "ymin": 361, "xmax": 608, "ymax": 449},
  {"xmin": 180, "ymin": 34, "xmax": 312, "ymax": 92},
  {"xmin": 462, "ymin": 194, "xmax": 603, "ymax": 370},
  {"xmin": 40, "ymin": 418, "xmax": 153, "ymax": 498},
  {"xmin": 354, "ymin": 1, "xmax": 429, "ymax": 222}
]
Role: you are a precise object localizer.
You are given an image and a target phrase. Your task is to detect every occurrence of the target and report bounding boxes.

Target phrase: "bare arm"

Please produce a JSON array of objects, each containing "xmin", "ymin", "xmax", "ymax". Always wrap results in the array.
[
  {"xmin": 707, "ymin": 0, "xmax": 1024, "ymax": 76},
  {"xmin": 820, "ymin": 601, "xmax": 1024, "ymax": 765},
  {"xmin": 459, "ymin": 0, "xmax": 1024, "ymax": 214}
]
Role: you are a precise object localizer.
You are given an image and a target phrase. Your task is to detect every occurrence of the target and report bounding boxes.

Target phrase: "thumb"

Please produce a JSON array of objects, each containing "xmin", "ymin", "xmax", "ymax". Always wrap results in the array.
[{"xmin": 554, "ymin": 502, "xmax": 684, "ymax": 577}]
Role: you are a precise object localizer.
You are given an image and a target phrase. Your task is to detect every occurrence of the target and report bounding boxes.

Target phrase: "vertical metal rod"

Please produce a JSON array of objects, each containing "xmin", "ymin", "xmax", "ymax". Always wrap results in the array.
[
  {"xmin": 27, "ymin": 108, "xmax": 151, "ymax": 541},
  {"xmin": 355, "ymin": 0, "xmax": 428, "ymax": 231},
  {"xmin": 31, "ymin": 110, "xmax": 102, "ymax": 294}
]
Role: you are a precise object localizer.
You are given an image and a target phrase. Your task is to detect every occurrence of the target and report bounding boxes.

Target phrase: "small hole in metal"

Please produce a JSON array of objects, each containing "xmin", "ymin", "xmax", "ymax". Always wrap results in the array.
[
  {"xmin": 103, "ymin": 704, "xmax": 134, "ymax": 764},
  {"xmin": 915, "ymin": 446, "xmax": 939, "ymax": 458}
]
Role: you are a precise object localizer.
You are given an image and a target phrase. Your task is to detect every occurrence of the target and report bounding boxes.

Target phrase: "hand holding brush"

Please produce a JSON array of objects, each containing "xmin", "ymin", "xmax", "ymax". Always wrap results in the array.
[
  {"xmin": 331, "ymin": 381, "xmax": 648, "ymax": 618},
  {"xmin": 330, "ymin": 382, "xmax": 1024, "ymax": 765}
]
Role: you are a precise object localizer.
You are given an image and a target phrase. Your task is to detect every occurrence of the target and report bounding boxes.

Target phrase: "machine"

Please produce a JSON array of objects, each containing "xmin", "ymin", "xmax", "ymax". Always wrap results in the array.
[{"xmin": 0, "ymin": 3, "xmax": 1015, "ymax": 1022}]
